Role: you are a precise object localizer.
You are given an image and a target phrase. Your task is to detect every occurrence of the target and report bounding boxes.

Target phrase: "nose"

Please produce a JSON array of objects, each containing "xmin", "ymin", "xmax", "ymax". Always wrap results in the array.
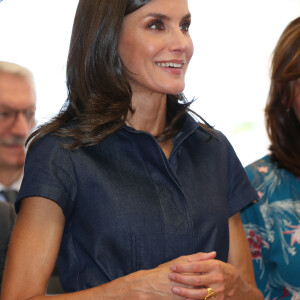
[
  {"xmin": 10, "ymin": 112, "xmax": 33, "ymax": 138},
  {"xmin": 168, "ymin": 27, "xmax": 190, "ymax": 53}
]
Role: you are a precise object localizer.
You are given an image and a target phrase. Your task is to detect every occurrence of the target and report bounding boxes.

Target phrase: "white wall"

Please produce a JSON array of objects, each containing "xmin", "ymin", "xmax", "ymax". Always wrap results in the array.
[
  {"xmin": 0, "ymin": 0, "xmax": 299, "ymax": 166},
  {"xmin": 187, "ymin": 0, "xmax": 300, "ymax": 165},
  {"xmin": 0, "ymin": 0, "xmax": 79, "ymax": 122}
]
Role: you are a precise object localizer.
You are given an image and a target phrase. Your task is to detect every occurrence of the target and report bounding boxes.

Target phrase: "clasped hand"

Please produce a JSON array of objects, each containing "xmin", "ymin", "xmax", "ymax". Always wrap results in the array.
[
  {"xmin": 168, "ymin": 252, "xmax": 240, "ymax": 300},
  {"xmin": 132, "ymin": 251, "xmax": 240, "ymax": 300}
]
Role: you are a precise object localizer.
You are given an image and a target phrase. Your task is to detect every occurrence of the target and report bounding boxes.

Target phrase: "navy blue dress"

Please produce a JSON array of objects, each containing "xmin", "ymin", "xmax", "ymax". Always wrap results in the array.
[{"xmin": 16, "ymin": 114, "xmax": 257, "ymax": 292}]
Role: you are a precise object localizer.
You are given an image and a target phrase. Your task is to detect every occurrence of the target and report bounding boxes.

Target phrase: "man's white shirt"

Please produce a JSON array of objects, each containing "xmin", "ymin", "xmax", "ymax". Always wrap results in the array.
[{"xmin": 0, "ymin": 175, "xmax": 22, "ymax": 202}]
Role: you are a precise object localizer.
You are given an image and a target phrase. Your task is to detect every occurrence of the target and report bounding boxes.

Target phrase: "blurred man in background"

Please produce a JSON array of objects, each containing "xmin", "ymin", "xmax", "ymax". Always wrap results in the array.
[
  {"xmin": 0, "ymin": 61, "xmax": 36, "ymax": 202},
  {"xmin": 0, "ymin": 60, "xmax": 36, "ymax": 290},
  {"xmin": 0, "ymin": 61, "xmax": 64, "ymax": 294}
]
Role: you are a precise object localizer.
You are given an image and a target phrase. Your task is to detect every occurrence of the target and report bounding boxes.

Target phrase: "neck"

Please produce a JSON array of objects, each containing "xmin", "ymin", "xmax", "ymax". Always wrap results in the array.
[
  {"xmin": 0, "ymin": 166, "xmax": 23, "ymax": 187},
  {"xmin": 126, "ymin": 92, "xmax": 167, "ymax": 137}
]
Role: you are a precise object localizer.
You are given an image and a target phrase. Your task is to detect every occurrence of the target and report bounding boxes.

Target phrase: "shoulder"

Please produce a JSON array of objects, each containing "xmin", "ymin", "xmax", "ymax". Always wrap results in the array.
[
  {"xmin": 194, "ymin": 125, "xmax": 241, "ymax": 165},
  {"xmin": 245, "ymin": 155, "xmax": 275, "ymax": 184},
  {"xmin": 246, "ymin": 155, "xmax": 273, "ymax": 172},
  {"xmin": 192, "ymin": 120, "xmax": 231, "ymax": 147},
  {"xmin": 22, "ymin": 133, "xmax": 79, "ymax": 193},
  {"xmin": 29, "ymin": 133, "xmax": 70, "ymax": 152},
  {"xmin": 26, "ymin": 133, "xmax": 77, "ymax": 168}
]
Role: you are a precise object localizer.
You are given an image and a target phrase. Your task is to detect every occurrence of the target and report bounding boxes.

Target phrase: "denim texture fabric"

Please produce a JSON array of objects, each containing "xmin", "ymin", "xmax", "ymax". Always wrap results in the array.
[{"xmin": 16, "ymin": 114, "xmax": 257, "ymax": 292}]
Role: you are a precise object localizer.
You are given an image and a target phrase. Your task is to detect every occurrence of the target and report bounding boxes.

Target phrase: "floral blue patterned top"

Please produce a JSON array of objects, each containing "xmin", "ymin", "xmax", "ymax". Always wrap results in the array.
[{"xmin": 241, "ymin": 155, "xmax": 300, "ymax": 300}]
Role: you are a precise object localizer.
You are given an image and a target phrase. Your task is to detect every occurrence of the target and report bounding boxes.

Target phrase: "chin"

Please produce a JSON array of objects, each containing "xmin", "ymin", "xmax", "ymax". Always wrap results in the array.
[
  {"xmin": 165, "ymin": 83, "xmax": 185, "ymax": 95},
  {"xmin": 157, "ymin": 85, "xmax": 184, "ymax": 95},
  {"xmin": 6, "ymin": 156, "xmax": 26, "ymax": 168},
  {"xmin": 165, "ymin": 87, "xmax": 185, "ymax": 95}
]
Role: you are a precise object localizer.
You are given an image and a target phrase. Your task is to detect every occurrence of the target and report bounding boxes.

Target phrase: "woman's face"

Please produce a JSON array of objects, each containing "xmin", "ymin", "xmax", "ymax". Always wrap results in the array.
[{"xmin": 118, "ymin": 0, "xmax": 193, "ymax": 96}]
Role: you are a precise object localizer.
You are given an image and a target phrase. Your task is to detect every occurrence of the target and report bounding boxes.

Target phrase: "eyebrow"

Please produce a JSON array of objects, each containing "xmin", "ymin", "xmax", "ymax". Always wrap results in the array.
[
  {"xmin": 146, "ymin": 12, "xmax": 191, "ymax": 21},
  {"xmin": 0, "ymin": 104, "xmax": 36, "ymax": 110}
]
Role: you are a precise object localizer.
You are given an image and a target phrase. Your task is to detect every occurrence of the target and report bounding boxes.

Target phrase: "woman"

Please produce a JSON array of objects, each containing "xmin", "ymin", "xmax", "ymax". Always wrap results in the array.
[
  {"xmin": 241, "ymin": 17, "xmax": 300, "ymax": 300},
  {"xmin": 1, "ymin": 0, "xmax": 263, "ymax": 299}
]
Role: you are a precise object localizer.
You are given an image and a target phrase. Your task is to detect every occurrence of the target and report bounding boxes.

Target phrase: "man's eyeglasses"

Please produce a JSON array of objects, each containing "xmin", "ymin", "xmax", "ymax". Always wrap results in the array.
[{"xmin": 0, "ymin": 106, "xmax": 35, "ymax": 127}]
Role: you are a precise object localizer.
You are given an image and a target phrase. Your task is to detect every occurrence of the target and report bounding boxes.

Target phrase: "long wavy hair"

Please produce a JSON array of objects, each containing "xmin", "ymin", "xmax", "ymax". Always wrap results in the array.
[
  {"xmin": 27, "ymin": 0, "xmax": 208, "ymax": 151},
  {"xmin": 265, "ymin": 16, "xmax": 300, "ymax": 176}
]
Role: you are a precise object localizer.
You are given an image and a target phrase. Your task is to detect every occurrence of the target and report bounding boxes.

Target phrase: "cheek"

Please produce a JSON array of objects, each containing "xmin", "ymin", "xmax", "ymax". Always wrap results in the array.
[
  {"xmin": 129, "ymin": 37, "xmax": 161, "ymax": 62},
  {"xmin": 143, "ymin": 43, "xmax": 158, "ymax": 57},
  {"xmin": 119, "ymin": 32, "xmax": 137, "ymax": 69},
  {"xmin": 119, "ymin": 44, "xmax": 132, "ymax": 69},
  {"xmin": 119, "ymin": 39, "xmax": 158, "ymax": 73},
  {"xmin": 0, "ymin": 130, "xmax": 8, "ymax": 140}
]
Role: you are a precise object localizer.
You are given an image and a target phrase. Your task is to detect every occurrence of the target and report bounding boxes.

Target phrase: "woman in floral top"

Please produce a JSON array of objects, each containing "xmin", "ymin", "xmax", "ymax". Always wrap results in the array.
[{"xmin": 241, "ymin": 16, "xmax": 300, "ymax": 300}]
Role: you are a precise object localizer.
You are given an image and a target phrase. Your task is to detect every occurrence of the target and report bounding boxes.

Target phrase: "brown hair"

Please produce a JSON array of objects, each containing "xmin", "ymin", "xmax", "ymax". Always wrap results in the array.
[
  {"xmin": 265, "ymin": 16, "xmax": 300, "ymax": 176},
  {"xmin": 27, "ymin": 0, "xmax": 205, "ymax": 151}
]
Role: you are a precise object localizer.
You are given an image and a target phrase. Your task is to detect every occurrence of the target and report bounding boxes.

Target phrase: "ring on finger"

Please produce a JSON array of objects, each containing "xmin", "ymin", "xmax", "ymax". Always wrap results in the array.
[{"xmin": 204, "ymin": 287, "xmax": 216, "ymax": 300}]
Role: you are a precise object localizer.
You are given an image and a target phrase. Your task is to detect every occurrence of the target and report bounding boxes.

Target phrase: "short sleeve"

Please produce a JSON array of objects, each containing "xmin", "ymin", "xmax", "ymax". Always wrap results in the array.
[
  {"xmin": 225, "ymin": 138, "xmax": 258, "ymax": 217},
  {"xmin": 15, "ymin": 134, "xmax": 77, "ymax": 221}
]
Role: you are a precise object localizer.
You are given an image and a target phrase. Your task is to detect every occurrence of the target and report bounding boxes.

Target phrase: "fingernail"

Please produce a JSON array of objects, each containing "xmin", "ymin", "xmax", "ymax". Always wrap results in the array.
[
  {"xmin": 170, "ymin": 265, "xmax": 176, "ymax": 271},
  {"xmin": 168, "ymin": 273, "xmax": 175, "ymax": 280},
  {"xmin": 172, "ymin": 287, "xmax": 180, "ymax": 294}
]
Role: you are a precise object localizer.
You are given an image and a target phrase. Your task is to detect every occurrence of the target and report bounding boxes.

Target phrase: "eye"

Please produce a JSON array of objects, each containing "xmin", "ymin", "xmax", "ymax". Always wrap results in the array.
[
  {"xmin": 147, "ymin": 19, "xmax": 165, "ymax": 31},
  {"xmin": 24, "ymin": 110, "xmax": 35, "ymax": 121},
  {"xmin": 180, "ymin": 20, "xmax": 191, "ymax": 32},
  {"xmin": 0, "ymin": 110, "xmax": 14, "ymax": 119}
]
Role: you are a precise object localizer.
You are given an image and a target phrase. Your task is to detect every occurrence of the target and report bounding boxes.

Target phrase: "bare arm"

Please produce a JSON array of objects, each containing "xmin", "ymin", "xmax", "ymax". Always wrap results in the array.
[
  {"xmin": 1, "ymin": 197, "xmax": 65, "ymax": 299},
  {"xmin": 225, "ymin": 211, "xmax": 263, "ymax": 299},
  {"xmin": 167, "ymin": 212, "xmax": 263, "ymax": 300},
  {"xmin": 1, "ymin": 196, "xmax": 216, "ymax": 300}
]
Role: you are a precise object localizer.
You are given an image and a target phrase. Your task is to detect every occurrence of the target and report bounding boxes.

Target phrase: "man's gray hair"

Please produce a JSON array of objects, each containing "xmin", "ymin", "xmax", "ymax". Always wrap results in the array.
[{"xmin": 0, "ymin": 61, "xmax": 35, "ymax": 87}]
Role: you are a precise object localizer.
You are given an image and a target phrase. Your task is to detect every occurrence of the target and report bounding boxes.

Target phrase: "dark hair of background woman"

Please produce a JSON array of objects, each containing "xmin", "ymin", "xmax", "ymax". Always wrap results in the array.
[
  {"xmin": 27, "ymin": 0, "xmax": 211, "ymax": 151},
  {"xmin": 265, "ymin": 16, "xmax": 300, "ymax": 176}
]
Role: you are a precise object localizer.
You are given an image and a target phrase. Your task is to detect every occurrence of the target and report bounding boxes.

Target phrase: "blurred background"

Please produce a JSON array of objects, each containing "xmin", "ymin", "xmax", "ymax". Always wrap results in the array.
[{"xmin": 0, "ymin": 0, "xmax": 299, "ymax": 166}]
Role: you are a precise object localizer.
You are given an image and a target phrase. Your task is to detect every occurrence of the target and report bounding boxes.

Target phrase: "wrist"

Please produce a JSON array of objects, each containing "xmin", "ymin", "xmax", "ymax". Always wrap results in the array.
[
  {"xmin": 228, "ymin": 275, "xmax": 263, "ymax": 300},
  {"xmin": 97, "ymin": 271, "xmax": 145, "ymax": 300}
]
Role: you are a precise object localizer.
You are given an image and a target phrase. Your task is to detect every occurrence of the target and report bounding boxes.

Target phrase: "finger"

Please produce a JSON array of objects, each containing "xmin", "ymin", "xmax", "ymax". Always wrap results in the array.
[
  {"xmin": 168, "ymin": 272, "xmax": 213, "ymax": 287},
  {"xmin": 169, "ymin": 253, "xmax": 216, "ymax": 273},
  {"xmin": 170, "ymin": 259, "xmax": 216, "ymax": 274},
  {"xmin": 187, "ymin": 251, "xmax": 216, "ymax": 262},
  {"xmin": 171, "ymin": 286, "xmax": 208, "ymax": 299}
]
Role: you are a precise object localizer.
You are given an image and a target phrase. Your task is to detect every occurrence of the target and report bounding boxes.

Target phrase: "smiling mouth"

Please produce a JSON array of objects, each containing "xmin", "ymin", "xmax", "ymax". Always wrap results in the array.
[{"xmin": 155, "ymin": 62, "xmax": 185, "ymax": 68}]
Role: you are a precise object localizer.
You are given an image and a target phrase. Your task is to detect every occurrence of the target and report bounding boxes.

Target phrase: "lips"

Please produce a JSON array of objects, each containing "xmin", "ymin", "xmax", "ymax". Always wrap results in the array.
[
  {"xmin": 0, "ymin": 137, "xmax": 26, "ymax": 147},
  {"xmin": 156, "ymin": 62, "xmax": 184, "ymax": 68},
  {"xmin": 155, "ymin": 60, "xmax": 186, "ymax": 69}
]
